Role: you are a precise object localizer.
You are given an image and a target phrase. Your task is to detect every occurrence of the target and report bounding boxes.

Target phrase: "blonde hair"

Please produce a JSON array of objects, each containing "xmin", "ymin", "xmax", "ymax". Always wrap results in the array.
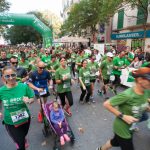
[
  {"xmin": 2, "ymin": 66, "xmax": 16, "ymax": 75},
  {"xmin": 53, "ymin": 102, "xmax": 59, "ymax": 109}
]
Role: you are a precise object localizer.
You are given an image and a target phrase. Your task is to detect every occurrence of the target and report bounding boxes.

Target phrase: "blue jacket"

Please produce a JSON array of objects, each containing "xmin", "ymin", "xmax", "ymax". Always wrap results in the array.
[{"xmin": 50, "ymin": 108, "xmax": 65, "ymax": 124}]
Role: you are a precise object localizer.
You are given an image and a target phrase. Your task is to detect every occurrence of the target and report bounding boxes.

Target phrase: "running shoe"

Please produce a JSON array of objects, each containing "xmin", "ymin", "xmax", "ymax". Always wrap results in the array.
[
  {"xmin": 64, "ymin": 106, "xmax": 72, "ymax": 117},
  {"xmin": 97, "ymin": 90, "xmax": 103, "ymax": 96},
  {"xmin": 38, "ymin": 112, "xmax": 43, "ymax": 123},
  {"xmin": 96, "ymin": 146, "xmax": 102, "ymax": 150},
  {"xmin": 25, "ymin": 139, "xmax": 29, "ymax": 148},
  {"xmin": 63, "ymin": 134, "xmax": 70, "ymax": 142},
  {"xmin": 60, "ymin": 136, "xmax": 65, "ymax": 146}
]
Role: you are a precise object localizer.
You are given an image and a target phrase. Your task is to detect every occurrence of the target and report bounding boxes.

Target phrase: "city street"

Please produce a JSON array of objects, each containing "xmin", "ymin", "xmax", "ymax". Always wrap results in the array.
[{"xmin": 0, "ymin": 81, "xmax": 150, "ymax": 150}]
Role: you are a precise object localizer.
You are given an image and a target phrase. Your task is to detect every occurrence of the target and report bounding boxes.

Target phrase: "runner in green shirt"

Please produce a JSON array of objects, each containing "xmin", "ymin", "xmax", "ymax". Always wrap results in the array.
[
  {"xmin": 47, "ymin": 55, "xmax": 59, "ymax": 94},
  {"xmin": 88, "ymin": 55, "xmax": 99, "ymax": 102},
  {"xmin": 79, "ymin": 59, "xmax": 91, "ymax": 104},
  {"xmin": 96, "ymin": 67, "xmax": 150, "ymax": 150},
  {"xmin": 0, "ymin": 66, "xmax": 34, "ymax": 150},
  {"xmin": 19, "ymin": 55, "xmax": 31, "ymax": 72},
  {"xmin": 100, "ymin": 52, "xmax": 114, "ymax": 100},
  {"xmin": 112, "ymin": 51, "xmax": 126, "ymax": 94},
  {"xmin": 41, "ymin": 51, "xmax": 51, "ymax": 65},
  {"xmin": 55, "ymin": 56, "xmax": 73, "ymax": 116}
]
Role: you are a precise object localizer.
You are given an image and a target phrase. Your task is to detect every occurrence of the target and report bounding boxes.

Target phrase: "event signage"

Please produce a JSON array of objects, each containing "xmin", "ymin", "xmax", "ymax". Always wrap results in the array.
[{"xmin": 111, "ymin": 30, "xmax": 150, "ymax": 40}]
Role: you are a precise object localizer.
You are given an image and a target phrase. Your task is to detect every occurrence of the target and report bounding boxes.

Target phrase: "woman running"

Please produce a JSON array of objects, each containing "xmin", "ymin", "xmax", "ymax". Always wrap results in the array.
[
  {"xmin": 96, "ymin": 67, "xmax": 150, "ymax": 150},
  {"xmin": 0, "ymin": 66, "xmax": 34, "ymax": 150},
  {"xmin": 55, "ymin": 56, "xmax": 74, "ymax": 116},
  {"xmin": 79, "ymin": 59, "xmax": 92, "ymax": 104}
]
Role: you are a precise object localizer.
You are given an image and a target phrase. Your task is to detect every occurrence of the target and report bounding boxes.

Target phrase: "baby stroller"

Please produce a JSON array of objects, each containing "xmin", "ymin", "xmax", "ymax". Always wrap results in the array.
[{"xmin": 39, "ymin": 96, "xmax": 75, "ymax": 150}]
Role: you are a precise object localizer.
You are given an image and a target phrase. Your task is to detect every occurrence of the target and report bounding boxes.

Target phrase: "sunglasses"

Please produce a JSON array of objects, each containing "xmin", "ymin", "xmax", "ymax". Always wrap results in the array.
[
  {"xmin": 11, "ymin": 62, "xmax": 18, "ymax": 64},
  {"xmin": 4, "ymin": 73, "xmax": 17, "ymax": 79},
  {"xmin": 38, "ymin": 67, "xmax": 45, "ymax": 70}
]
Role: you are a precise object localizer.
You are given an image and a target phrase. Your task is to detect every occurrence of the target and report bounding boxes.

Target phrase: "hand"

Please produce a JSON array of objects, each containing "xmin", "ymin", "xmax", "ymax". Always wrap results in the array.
[
  {"xmin": 0, "ymin": 112, "xmax": 2, "ymax": 119},
  {"xmin": 23, "ymin": 96, "xmax": 29, "ymax": 103},
  {"xmin": 37, "ymin": 88, "xmax": 43, "ymax": 93},
  {"xmin": 62, "ymin": 75, "xmax": 68, "ymax": 81},
  {"xmin": 58, "ymin": 122, "xmax": 62, "ymax": 128},
  {"xmin": 122, "ymin": 115, "xmax": 139, "ymax": 125},
  {"xmin": 71, "ymin": 79, "xmax": 75, "ymax": 84}
]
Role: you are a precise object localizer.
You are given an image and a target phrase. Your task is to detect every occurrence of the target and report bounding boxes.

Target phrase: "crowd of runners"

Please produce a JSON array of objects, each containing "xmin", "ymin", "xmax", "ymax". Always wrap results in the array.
[{"xmin": 0, "ymin": 45, "xmax": 149, "ymax": 150}]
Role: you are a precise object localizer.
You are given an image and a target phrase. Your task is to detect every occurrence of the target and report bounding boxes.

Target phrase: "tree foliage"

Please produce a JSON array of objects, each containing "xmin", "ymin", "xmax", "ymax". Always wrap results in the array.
[
  {"xmin": 61, "ymin": 0, "xmax": 149, "ymax": 37},
  {"xmin": 61, "ymin": 0, "xmax": 124, "ymax": 37},
  {"xmin": 4, "ymin": 11, "xmax": 52, "ymax": 45},
  {"xmin": 0, "ymin": 0, "xmax": 10, "ymax": 12}
]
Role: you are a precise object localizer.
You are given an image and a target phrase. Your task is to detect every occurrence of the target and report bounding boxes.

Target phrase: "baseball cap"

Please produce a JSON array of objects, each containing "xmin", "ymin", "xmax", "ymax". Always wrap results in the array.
[
  {"xmin": 132, "ymin": 67, "xmax": 150, "ymax": 80},
  {"xmin": 106, "ymin": 52, "xmax": 114, "ymax": 58}
]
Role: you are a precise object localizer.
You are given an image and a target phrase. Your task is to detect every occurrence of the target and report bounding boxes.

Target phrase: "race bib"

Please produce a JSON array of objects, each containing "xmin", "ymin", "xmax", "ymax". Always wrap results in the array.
[
  {"xmin": 11, "ymin": 108, "xmax": 29, "ymax": 123},
  {"xmin": 85, "ymin": 79, "xmax": 90, "ymax": 84},
  {"xmin": 63, "ymin": 82, "xmax": 70, "ymax": 89},
  {"xmin": 39, "ymin": 89, "xmax": 47, "ymax": 96}
]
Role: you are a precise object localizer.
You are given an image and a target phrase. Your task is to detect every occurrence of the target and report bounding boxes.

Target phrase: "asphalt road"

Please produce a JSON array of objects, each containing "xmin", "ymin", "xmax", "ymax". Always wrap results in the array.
[{"xmin": 0, "ymin": 80, "xmax": 150, "ymax": 150}]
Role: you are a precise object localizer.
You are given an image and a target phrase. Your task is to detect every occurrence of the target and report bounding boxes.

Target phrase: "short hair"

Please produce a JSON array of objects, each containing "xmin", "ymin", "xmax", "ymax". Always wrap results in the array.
[
  {"xmin": 10, "ymin": 56, "xmax": 18, "ymax": 60},
  {"xmin": 2, "ymin": 66, "xmax": 16, "ymax": 75}
]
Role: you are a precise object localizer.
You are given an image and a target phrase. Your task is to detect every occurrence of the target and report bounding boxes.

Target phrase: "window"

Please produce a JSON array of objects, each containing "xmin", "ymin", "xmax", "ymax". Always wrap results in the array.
[
  {"xmin": 131, "ymin": 39, "xmax": 144, "ymax": 50},
  {"xmin": 117, "ymin": 9, "xmax": 124, "ymax": 29}
]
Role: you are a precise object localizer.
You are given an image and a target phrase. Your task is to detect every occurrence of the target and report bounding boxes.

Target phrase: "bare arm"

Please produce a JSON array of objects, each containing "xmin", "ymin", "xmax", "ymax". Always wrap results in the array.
[{"xmin": 103, "ymin": 100, "xmax": 138, "ymax": 124}]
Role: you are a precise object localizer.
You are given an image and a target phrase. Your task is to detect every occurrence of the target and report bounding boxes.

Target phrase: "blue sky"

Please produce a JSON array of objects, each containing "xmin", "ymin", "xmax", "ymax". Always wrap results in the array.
[{"xmin": 8, "ymin": 0, "xmax": 62, "ymax": 17}]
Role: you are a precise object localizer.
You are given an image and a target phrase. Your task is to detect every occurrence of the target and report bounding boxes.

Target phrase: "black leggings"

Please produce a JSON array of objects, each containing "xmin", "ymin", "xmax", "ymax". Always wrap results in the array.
[
  {"xmin": 5, "ymin": 119, "xmax": 30, "ymax": 150},
  {"xmin": 58, "ymin": 91, "xmax": 73, "ymax": 107},
  {"xmin": 80, "ymin": 85, "xmax": 91, "ymax": 102},
  {"xmin": 110, "ymin": 134, "xmax": 134, "ymax": 150},
  {"xmin": 71, "ymin": 62, "xmax": 76, "ymax": 77}
]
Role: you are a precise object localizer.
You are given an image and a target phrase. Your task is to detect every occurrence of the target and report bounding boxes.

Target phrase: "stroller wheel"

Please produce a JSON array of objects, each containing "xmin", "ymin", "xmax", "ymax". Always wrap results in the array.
[
  {"xmin": 42, "ymin": 129, "xmax": 48, "ymax": 137},
  {"xmin": 70, "ymin": 137, "xmax": 75, "ymax": 145},
  {"xmin": 53, "ymin": 146, "xmax": 61, "ymax": 150}
]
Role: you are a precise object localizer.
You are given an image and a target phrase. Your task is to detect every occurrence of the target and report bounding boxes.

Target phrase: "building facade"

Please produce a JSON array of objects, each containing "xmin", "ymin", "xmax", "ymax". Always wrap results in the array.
[{"xmin": 111, "ymin": 3, "xmax": 150, "ymax": 52}]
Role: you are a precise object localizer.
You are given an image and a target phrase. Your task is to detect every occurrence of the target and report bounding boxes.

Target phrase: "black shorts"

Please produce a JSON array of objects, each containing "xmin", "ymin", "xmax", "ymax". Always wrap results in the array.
[
  {"xmin": 113, "ymin": 74, "xmax": 121, "ymax": 85},
  {"xmin": 90, "ymin": 79, "xmax": 96, "ymax": 83},
  {"xmin": 103, "ymin": 79, "xmax": 109, "ymax": 85},
  {"xmin": 110, "ymin": 134, "xmax": 134, "ymax": 150},
  {"xmin": 35, "ymin": 91, "xmax": 50, "ymax": 99}
]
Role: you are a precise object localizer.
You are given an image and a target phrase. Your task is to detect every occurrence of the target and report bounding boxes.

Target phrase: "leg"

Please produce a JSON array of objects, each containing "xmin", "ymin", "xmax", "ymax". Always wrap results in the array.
[
  {"xmin": 79, "ymin": 86, "xmax": 86, "ymax": 102},
  {"xmin": 5, "ymin": 121, "xmax": 30, "ymax": 150},
  {"xmin": 65, "ymin": 91, "xmax": 73, "ymax": 107},
  {"xmin": 85, "ymin": 85, "xmax": 91, "ymax": 102},
  {"xmin": 58, "ymin": 93, "xmax": 66, "ymax": 107},
  {"xmin": 53, "ymin": 123, "xmax": 64, "ymax": 137},
  {"xmin": 90, "ymin": 82, "xmax": 94, "ymax": 97}
]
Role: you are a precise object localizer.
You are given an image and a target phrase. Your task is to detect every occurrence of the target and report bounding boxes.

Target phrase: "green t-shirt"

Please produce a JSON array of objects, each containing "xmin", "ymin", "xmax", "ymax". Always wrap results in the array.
[
  {"xmin": 142, "ymin": 62, "xmax": 150, "ymax": 67},
  {"xmin": 113, "ymin": 56, "xmax": 125, "ymax": 76},
  {"xmin": 76, "ymin": 56, "xmax": 85, "ymax": 71},
  {"xmin": 100, "ymin": 59, "xmax": 113, "ymax": 80},
  {"xmin": 41, "ymin": 55, "xmax": 51, "ymax": 64},
  {"xmin": 88, "ymin": 62, "xmax": 99, "ymax": 80},
  {"xmin": 71, "ymin": 53, "xmax": 77, "ymax": 62},
  {"xmin": 79, "ymin": 67, "xmax": 91, "ymax": 86},
  {"xmin": 110, "ymin": 88, "xmax": 149, "ymax": 139},
  {"xmin": 19, "ymin": 60, "xmax": 30, "ymax": 70},
  {"xmin": 0, "ymin": 83, "xmax": 34, "ymax": 125},
  {"xmin": 48, "ymin": 60, "xmax": 60, "ymax": 79},
  {"xmin": 55, "ymin": 67, "xmax": 71, "ymax": 93}
]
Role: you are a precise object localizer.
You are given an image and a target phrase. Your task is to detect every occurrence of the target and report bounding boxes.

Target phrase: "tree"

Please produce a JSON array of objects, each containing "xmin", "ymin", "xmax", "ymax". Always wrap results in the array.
[
  {"xmin": 60, "ymin": 0, "xmax": 124, "ymax": 42},
  {"xmin": 0, "ymin": 0, "xmax": 10, "ymax": 35},
  {"xmin": 0, "ymin": 0, "xmax": 10, "ymax": 12},
  {"xmin": 4, "ymin": 26, "xmax": 42, "ymax": 45}
]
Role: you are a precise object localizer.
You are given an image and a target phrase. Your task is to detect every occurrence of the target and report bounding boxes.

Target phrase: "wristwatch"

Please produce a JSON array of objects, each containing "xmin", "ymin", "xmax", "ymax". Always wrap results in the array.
[{"xmin": 118, "ymin": 113, "xmax": 124, "ymax": 119}]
